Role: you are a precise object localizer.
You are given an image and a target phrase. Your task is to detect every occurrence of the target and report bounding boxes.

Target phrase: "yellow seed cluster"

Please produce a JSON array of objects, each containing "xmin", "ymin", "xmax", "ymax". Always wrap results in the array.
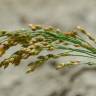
[
  {"xmin": 0, "ymin": 45, "xmax": 5, "ymax": 56},
  {"xmin": 0, "ymin": 24, "xmax": 96, "ymax": 73}
]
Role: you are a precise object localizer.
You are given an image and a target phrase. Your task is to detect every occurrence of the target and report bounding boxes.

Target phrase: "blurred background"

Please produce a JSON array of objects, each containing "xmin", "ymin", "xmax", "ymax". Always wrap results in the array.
[{"xmin": 0, "ymin": 0, "xmax": 96, "ymax": 96}]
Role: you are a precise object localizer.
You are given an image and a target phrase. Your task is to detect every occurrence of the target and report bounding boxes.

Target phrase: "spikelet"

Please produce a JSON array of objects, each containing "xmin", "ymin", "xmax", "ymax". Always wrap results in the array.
[{"xmin": 0, "ymin": 24, "xmax": 96, "ymax": 73}]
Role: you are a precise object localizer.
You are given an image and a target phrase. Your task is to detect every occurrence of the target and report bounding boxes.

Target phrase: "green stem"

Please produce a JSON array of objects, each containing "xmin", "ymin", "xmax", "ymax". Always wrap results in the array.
[
  {"xmin": 44, "ymin": 31, "xmax": 96, "ymax": 54},
  {"xmin": 57, "ymin": 45, "xmax": 96, "ymax": 59}
]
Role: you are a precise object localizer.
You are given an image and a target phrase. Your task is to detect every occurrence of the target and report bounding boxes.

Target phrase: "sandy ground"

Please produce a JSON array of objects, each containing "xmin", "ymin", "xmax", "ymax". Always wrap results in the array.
[{"xmin": 0, "ymin": 0, "xmax": 96, "ymax": 96}]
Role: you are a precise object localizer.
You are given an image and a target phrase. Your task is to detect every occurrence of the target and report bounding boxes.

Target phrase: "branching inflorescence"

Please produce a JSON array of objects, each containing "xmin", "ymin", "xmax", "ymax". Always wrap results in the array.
[{"xmin": 0, "ymin": 24, "xmax": 96, "ymax": 73}]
